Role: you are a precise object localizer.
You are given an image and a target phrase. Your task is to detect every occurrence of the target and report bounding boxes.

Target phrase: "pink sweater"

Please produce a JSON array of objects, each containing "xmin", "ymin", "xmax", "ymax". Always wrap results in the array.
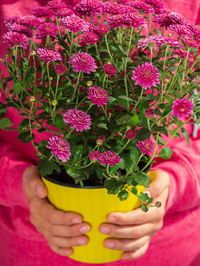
[{"xmin": 0, "ymin": 1, "xmax": 200, "ymax": 265}]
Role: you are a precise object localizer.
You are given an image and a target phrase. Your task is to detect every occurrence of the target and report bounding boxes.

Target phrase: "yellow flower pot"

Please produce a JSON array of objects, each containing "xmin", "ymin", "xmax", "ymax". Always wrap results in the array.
[{"xmin": 42, "ymin": 175, "xmax": 147, "ymax": 264}]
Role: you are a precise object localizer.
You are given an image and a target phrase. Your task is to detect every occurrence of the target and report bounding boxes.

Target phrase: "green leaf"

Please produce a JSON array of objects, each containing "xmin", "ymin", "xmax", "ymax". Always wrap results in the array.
[
  {"xmin": 97, "ymin": 123, "xmax": 108, "ymax": 129},
  {"xmin": 73, "ymin": 145, "xmax": 84, "ymax": 163},
  {"xmin": 141, "ymin": 203, "xmax": 148, "ymax": 212},
  {"xmin": 118, "ymin": 190, "xmax": 129, "ymax": 201},
  {"xmin": 39, "ymin": 158, "xmax": 61, "ymax": 176},
  {"xmin": 135, "ymin": 173, "xmax": 150, "ymax": 188},
  {"xmin": 126, "ymin": 175, "xmax": 134, "ymax": 185},
  {"xmin": 158, "ymin": 147, "xmax": 173, "ymax": 159},
  {"xmin": 118, "ymin": 95, "xmax": 133, "ymax": 102},
  {"xmin": 13, "ymin": 82, "xmax": 23, "ymax": 93},
  {"xmin": 0, "ymin": 118, "xmax": 13, "ymax": 129},
  {"xmin": 108, "ymin": 96, "xmax": 117, "ymax": 104},
  {"xmin": 18, "ymin": 131, "xmax": 34, "ymax": 143},
  {"xmin": 116, "ymin": 114, "xmax": 132, "ymax": 125},
  {"xmin": 66, "ymin": 168, "xmax": 83, "ymax": 178},
  {"xmin": 110, "ymin": 162, "xmax": 122, "ymax": 175},
  {"xmin": 181, "ymin": 128, "xmax": 190, "ymax": 146},
  {"xmin": 128, "ymin": 113, "xmax": 139, "ymax": 127},
  {"xmin": 104, "ymin": 179, "xmax": 124, "ymax": 194},
  {"xmin": 136, "ymin": 128, "xmax": 151, "ymax": 140},
  {"xmin": 131, "ymin": 186, "xmax": 137, "ymax": 195},
  {"xmin": 55, "ymin": 116, "xmax": 64, "ymax": 129}
]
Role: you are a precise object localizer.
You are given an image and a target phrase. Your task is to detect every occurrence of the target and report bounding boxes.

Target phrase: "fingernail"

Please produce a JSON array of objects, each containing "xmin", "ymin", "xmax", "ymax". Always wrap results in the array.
[
  {"xmin": 64, "ymin": 249, "xmax": 72, "ymax": 256},
  {"xmin": 77, "ymin": 238, "xmax": 86, "ymax": 245},
  {"xmin": 72, "ymin": 218, "xmax": 82, "ymax": 224},
  {"xmin": 80, "ymin": 226, "xmax": 90, "ymax": 233},
  {"xmin": 100, "ymin": 227, "xmax": 110, "ymax": 234},
  {"xmin": 37, "ymin": 185, "xmax": 44, "ymax": 196},
  {"xmin": 107, "ymin": 216, "xmax": 116, "ymax": 223},
  {"xmin": 105, "ymin": 242, "xmax": 115, "ymax": 249}
]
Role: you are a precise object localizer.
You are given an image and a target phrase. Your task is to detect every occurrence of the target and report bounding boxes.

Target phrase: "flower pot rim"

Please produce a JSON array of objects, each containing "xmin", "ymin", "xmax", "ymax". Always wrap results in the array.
[{"xmin": 42, "ymin": 162, "xmax": 151, "ymax": 189}]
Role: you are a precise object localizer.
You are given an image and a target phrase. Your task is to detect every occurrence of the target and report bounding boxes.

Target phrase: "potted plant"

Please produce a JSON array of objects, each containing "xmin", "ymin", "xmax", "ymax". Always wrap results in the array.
[{"xmin": 0, "ymin": 0, "xmax": 200, "ymax": 263}]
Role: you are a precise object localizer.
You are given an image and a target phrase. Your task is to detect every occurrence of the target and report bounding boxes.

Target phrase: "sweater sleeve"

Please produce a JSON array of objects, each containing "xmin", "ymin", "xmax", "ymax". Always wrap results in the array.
[
  {"xmin": 153, "ymin": 131, "xmax": 200, "ymax": 214},
  {"xmin": 0, "ymin": 141, "xmax": 34, "ymax": 207}
]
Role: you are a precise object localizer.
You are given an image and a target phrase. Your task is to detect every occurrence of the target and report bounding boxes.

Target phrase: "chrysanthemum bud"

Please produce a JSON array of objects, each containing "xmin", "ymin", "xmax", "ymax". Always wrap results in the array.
[
  {"xmin": 97, "ymin": 139, "xmax": 103, "ymax": 145},
  {"xmin": 168, "ymin": 33, "xmax": 172, "ymax": 37},
  {"xmin": 87, "ymin": 81, "xmax": 93, "ymax": 87},
  {"xmin": 155, "ymin": 201, "xmax": 162, "ymax": 208},
  {"xmin": 164, "ymin": 77, "xmax": 171, "ymax": 83},
  {"xmin": 30, "ymin": 50, "xmax": 36, "ymax": 56},
  {"xmin": 52, "ymin": 100, "xmax": 58, "ymax": 106},
  {"xmin": 30, "ymin": 96, "xmax": 36, "ymax": 102},
  {"xmin": 186, "ymin": 81, "xmax": 190, "ymax": 86}
]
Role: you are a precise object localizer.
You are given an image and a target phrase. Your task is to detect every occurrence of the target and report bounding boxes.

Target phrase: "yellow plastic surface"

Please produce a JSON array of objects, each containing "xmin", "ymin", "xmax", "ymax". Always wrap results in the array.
[{"xmin": 42, "ymin": 177, "xmax": 145, "ymax": 264}]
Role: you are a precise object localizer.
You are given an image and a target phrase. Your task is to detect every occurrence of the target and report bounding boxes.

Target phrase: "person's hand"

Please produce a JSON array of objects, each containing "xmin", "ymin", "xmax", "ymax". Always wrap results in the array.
[
  {"xmin": 99, "ymin": 170, "xmax": 170, "ymax": 260},
  {"xmin": 23, "ymin": 165, "xmax": 91, "ymax": 257}
]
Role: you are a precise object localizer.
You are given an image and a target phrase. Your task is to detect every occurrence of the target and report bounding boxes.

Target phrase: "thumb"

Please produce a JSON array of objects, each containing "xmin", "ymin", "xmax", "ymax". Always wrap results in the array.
[
  {"xmin": 144, "ymin": 170, "xmax": 170, "ymax": 199},
  {"xmin": 23, "ymin": 166, "xmax": 48, "ymax": 199}
]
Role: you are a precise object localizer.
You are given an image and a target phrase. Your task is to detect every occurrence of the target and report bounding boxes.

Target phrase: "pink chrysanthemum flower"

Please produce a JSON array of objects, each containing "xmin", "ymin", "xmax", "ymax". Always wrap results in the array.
[
  {"xmin": 79, "ymin": 32, "xmax": 99, "ymax": 46},
  {"xmin": 171, "ymin": 96, "xmax": 194, "ymax": 119},
  {"xmin": 192, "ymin": 77, "xmax": 200, "ymax": 85},
  {"xmin": 164, "ymin": 37, "xmax": 181, "ymax": 47},
  {"xmin": 46, "ymin": 136, "xmax": 71, "ymax": 162},
  {"xmin": 3, "ymin": 31, "xmax": 30, "ymax": 49},
  {"xmin": 107, "ymin": 14, "xmax": 124, "ymax": 28},
  {"xmin": 74, "ymin": 0, "xmax": 103, "ymax": 15},
  {"xmin": 37, "ymin": 48, "xmax": 62, "ymax": 62},
  {"xmin": 103, "ymin": 64, "xmax": 117, "ymax": 77},
  {"xmin": 37, "ymin": 22, "xmax": 58, "ymax": 39},
  {"xmin": 99, "ymin": 135, "xmax": 105, "ymax": 141},
  {"xmin": 10, "ymin": 23, "xmax": 33, "ymax": 37},
  {"xmin": 100, "ymin": 151, "xmax": 121, "ymax": 167},
  {"xmin": 89, "ymin": 150, "xmax": 101, "ymax": 162},
  {"xmin": 61, "ymin": 15, "xmax": 89, "ymax": 34},
  {"xmin": 126, "ymin": 129, "xmax": 137, "ymax": 139},
  {"xmin": 4, "ymin": 16, "xmax": 20, "ymax": 28},
  {"xmin": 136, "ymin": 139, "xmax": 155, "ymax": 155},
  {"xmin": 154, "ymin": 12, "xmax": 186, "ymax": 28},
  {"xmin": 33, "ymin": 7, "xmax": 54, "ymax": 18},
  {"xmin": 88, "ymin": 22, "xmax": 110, "ymax": 36},
  {"xmin": 169, "ymin": 24, "xmax": 193, "ymax": 38},
  {"xmin": 173, "ymin": 49, "xmax": 192, "ymax": 61},
  {"xmin": 47, "ymin": 0, "xmax": 67, "ymax": 10},
  {"xmin": 138, "ymin": 35, "xmax": 165, "ymax": 49},
  {"xmin": 55, "ymin": 8, "xmax": 74, "ymax": 17},
  {"xmin": 102, "ymin": 2, "xmax": 126, "ymax": 15},
  {"xmin": 131, "ymin": 63, "xmax": 161, "ymax": 89},
  {"xmin": 18, "ymin": 15, "xmax": 40, "ymax": 27},
  {"xmin": 55, "ymin": 64, "xmax": 66, "ymax": 74},
  {"xmin": 129, "ymin": 1, "xmax": 154, "ymax": 14},
  {"xmin": 145, "ymin": 109, "xmax": 154, "ymax": 118},
  {"xmin": 63, "ymin": 109, "xmax": 91, "ymax": 132},
  {"xmin": 69, "ymin": 53, "xmax": 97, "ymax": 74},
  {"xmin": 144, "ymin": 0, "xmax": 166, "ymax": 14},
  {"xmin": 123, "ymin": 12, "xmax": 147, "ymax": 29},
  {"xmin": 184, "ymin": 37, "xmax": 199, "ymax": 48},
  {"xmin": 88, "ymin": 86, "xmax": 109, "ymax": 107}
]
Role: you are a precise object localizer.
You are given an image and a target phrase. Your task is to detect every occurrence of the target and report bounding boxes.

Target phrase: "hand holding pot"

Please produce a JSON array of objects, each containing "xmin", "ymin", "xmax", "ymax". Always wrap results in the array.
[
  {"xmin": 23, "ymin": 166, "xmax": 91, "ymax": 257},
  {"xmin": 99, "ymin": 170, "xmax": 170, "ymax": 261}
]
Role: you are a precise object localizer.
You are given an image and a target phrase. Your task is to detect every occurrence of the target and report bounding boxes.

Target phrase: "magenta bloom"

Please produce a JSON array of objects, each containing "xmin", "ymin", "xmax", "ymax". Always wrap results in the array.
[
  {"xmin": 3, "ymin": 31, "xmax": 29, "ymax": 49},
  {"xmin": 154, "ymin": 11, "xmax": 186, "ymax": 28},
  {"xmin": 145, "ymin": 109, "xmax": 154, "ymax": 118},
  {"xmin": 144, "ymin": 0, "xmax": 166, "ymax": 14},
  {"xmin": 37, "ymin": 22, "xmax": 58, "ymax": 39},
  {"xmin": 138, "ymin": 35, "xmax": 165, "ymax": 49},
  {"xmin": 164, "ymin": 37, "xmax": 181, "ymax": 47},
  {"xmin": 10, "ymin": 23, "xmax": 33, "ymax": 37},
  {"xmin": 102, "ymin": 2, "xmax": 126, "ymax": 15},
  {"xmin": 126, "ymin": 129, "xmax": 137, "ymax": 139},
  {"xmin": 55, "ymin": 64, "xmax": 66, "ymax": 74},
  {"xmin": 131, "ymin": 63, "xmax": 160, "ymax": 89},
  {"xmin": 123, "ymin": 13, "xmax": 147, "ymax": 29},
  {"xmin": 74, "ymin": 0, "xmax": 103, "ymax": 15},
  {"xmin": 100, "ymin": 151, "xmax": 121, "ymax": 167},
  {"xmin": 63, "ymin": 109, "xmax": 91, "ymax": 132},
  {"xmin": 107, "ymin": 14, "xmax": 124, "ymax": 28},
  {"xmin": 136, "ymin": 139, "xmax": 155, "ymax": 156},
  {"xmin": 18, "ymin": 15, "xmax": 40, "ymax": 27},
  {"xmin": 89, "ymin": 150, "xmax": 101, "ymax": 162},
  {"xmin": 69, "ymin": 53, "xmax": 97, "ymax": 74},
  {"xmin": 61, "ymin": 15, "xmax": 89, "ymax": 34},
  {"xmin": 129, "ymin": 2, "xmax": 154, "ymax": 14},
  {"xmin": 79, "ymin": 32, "xmax": 99, "ymax": 46},
  {"xmin": 33, "ymin": 7, "xmax": 54, "ymax": 18},
  {"xmin": 169, "ymin": 24, "xmax": 193, "ymax": 38},
  {"xmin": 37, "ymin": 48, "xmax": 62, "ymax": 63},
  {"xmin": 103, "ymin": 64, "xmax": 117, "ymax": 77},
  {"xmin": 47, "ymin": 0, "xmax": 67, "ymax": 10},
  {"xmin": 88, "ymin": 86, "xmax": 109, "ymax": 107},
  {"xmin": 171, "ymin": 96, "xmax": 194, "ymax": 119},
  {"xmin": 46, "ymin": 136, "xmax": 71, "ymax": 162},
  {"xmin": 55, "ymin": 8, "xmax": 74, "ymax": 17}
]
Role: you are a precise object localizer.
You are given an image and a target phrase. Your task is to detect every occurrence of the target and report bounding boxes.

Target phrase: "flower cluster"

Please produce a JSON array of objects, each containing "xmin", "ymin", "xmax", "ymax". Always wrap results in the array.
[{"xmin": 1, "ymin": 0, "xmax": 199, "ymax": 204}]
